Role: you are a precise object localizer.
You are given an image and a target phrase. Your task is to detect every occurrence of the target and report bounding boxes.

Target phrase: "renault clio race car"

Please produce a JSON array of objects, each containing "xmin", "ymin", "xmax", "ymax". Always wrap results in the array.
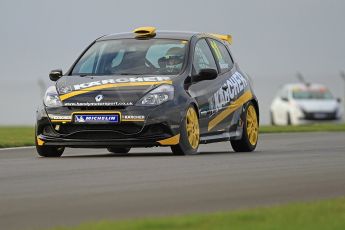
[
  {"xmin": 270, "ymin": 83, "xmax": 343, "ymax": 125},
  {"xmin": 36, "ymin": 27, "xmax": 259, "ymax": 157}
]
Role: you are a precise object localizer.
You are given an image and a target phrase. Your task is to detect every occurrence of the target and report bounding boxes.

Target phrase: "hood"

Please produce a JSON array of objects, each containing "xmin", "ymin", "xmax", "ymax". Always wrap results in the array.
[
  {"xmin": 56, "ymin": 75, "xmax": 173, "ymax": 106},
  {"xmin": 294, "ymin": 99, "xmax": 339, "ymax": 113}
]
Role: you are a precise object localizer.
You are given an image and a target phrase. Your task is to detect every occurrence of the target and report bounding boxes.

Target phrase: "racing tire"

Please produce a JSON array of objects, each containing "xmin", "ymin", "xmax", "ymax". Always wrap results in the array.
[
  {"xmin": 171, "ymin": 106, "xmax": 200, "ymax": 155},
  {"xmin": 107, "ymin": 147, "xmax": 131, "ymax": 154},
  {"xmin": 270, "ymin": 111, "xmax": 276, "ymax": 126},
  {"xmin": 230, "ymin": 102, "xmax": 258, "ymax": 152},
  {"xmin": 287, "ymin": 113, "xmax": 292, "ymax": 126},
  {"xmin": 36, "ymin": 144, "xmax": 65, "ymax": 157}
]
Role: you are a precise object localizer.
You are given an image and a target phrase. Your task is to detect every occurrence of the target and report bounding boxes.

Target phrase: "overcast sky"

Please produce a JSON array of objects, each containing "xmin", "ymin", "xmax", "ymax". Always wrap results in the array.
[{"xmin": 0, "ymin": 0, "xmax": 344, "ymax": 124}]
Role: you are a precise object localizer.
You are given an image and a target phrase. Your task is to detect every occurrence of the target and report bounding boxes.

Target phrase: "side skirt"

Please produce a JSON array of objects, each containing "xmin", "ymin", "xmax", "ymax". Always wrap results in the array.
[{"xmin": 200, "ymin": 130, "xmax": 242, "ymax": 144}]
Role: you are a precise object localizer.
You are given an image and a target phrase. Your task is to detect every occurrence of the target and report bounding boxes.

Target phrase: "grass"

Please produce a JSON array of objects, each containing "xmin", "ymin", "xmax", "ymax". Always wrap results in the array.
[
  {"xmin": 0, "ymin": 123, "xmax": 345, "ymax": 148},
  {"xmin": 260, "ymin": 123, "xmax": 345, "ymax": 133},
  {"xmin": 0, "ymin": 126, "xmax": 34, "ymax": 148},
  {"xmin": 50, "ymin": 197, "xmax": 345, "ymax": 230}
]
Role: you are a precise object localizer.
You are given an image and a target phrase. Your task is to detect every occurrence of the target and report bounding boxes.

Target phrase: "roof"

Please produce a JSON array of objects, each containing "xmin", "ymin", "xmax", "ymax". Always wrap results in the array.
[{"xmin": 98, "ymin": 31, "xmax": 199, "ymax": 41}]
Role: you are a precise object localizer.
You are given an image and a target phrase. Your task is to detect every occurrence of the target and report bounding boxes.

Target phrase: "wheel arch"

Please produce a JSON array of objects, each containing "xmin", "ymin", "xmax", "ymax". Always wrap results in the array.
[
  {"xmin": 250, "ymin": 98, "xmax": 260, "ymax": 124},
  {"xmin": 190, "ymin": 102, "xmax": 200, "ymax": 119},
  {"xmin": 178, "ymin": 101, "xmax": 200, "ymax": 127}
]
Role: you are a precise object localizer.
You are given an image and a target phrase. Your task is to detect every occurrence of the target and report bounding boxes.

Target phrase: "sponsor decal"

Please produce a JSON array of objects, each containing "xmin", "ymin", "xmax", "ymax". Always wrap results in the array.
[
  {"xmin": 49, "ymin": 115, "xmax": 72, "ymax": 120},
  {"xmin": 95, "ymin": 94, "xmax": 104, "ymax": 102},
  {"xmin": 122, "ymin": 115, "xmax": 145, "ymax": 121},
  {"xmin": 72, "ymin": 76, "xmax": 171, "ymax": 91},
  {"xmin": 59, "ymin": 77, "xmax": 172, "ymax": 101},
  {"xmin": 74, "ymin": 114, "xmax": 120, "ymax": 123},
  {"xmin": 208, "ymin": 72, "xmax": 248, "ymax": 116},
  {"xmin": 63, "ymin": 102, "xmax": 134, "ymax": 106},
  {"xmin": 208, "ymin": 91, "xmax": 253, "ymax": 131}
]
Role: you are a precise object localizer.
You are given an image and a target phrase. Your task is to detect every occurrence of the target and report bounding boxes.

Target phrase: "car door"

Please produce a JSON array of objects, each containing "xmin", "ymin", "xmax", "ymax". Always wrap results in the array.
[
  {"xmin": 206, "ymin": 38, "xmax": 239, "ymax": 132},
  {"xmin": 188, "ymin": 38, "xmax": 222, "ymax": 135}
]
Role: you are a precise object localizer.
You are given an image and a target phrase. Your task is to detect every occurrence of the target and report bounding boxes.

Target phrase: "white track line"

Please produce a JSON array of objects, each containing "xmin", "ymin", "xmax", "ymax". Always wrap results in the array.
[{"xmin": 0, "ymin": 146, "xmax": 35, "ymax": 151}]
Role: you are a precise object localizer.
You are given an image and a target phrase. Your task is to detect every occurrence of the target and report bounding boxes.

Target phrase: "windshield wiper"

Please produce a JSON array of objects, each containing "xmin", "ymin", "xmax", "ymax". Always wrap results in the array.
[
  {"xmin": 79, "ymin": 73, "xmax": 91, "ymax": 77},
  {"xmin": 118, "ymin": 73, "xmax": 141, "ymax": 75},
  {"xmin": 78, "ymin": 73, "xmax": 142, "ymax": 76}
]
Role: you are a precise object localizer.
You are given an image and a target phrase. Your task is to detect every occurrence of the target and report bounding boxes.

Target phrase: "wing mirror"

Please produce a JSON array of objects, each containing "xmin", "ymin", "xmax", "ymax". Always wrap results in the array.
[
  {"xmin": 49, "ymin": 69, "xmax": 63, "ymax": 81},
  {"xmin": 192, "ymin": 68, "xmax": 218, "ymax": 83}
]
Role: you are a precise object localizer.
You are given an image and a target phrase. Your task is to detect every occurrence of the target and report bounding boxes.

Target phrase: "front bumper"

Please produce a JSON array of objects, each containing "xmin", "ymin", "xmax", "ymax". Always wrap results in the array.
[
  {"xmin": 37, "ymin": 135, "xmax": 177, "ymax": 148},
  {"xmin": 295, "ymin": 111, "xmax": 341, "ymax": 125},
  {"xmin": 36, "ymin": 101, "xmax": 184, "ymax": 148}
]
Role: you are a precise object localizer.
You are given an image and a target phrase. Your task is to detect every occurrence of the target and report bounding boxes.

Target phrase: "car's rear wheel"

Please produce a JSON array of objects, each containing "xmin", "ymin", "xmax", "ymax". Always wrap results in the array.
[
  {"xmin": 230, "ymin": 102, "xmax": 258, "ymax": 152},
  {"xmin": 171, "ymin": 106, "xmax": 200, "ymax": 155},
  {"xmin": 107, "ymin": 147, "xmax": 131, "ymax": 154},
  {"xmin": 36, "ymin": 143, "xmax": 64, "ymax": 157}
]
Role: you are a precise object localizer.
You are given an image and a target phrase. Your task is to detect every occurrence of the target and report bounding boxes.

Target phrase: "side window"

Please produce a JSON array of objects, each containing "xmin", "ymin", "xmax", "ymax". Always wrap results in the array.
[
  {"xmin": 209, "ymin": 39, "xmax": 234, "ymax": 73},
  {"xmin": 193, "ymin": 39, "xmax": 218, "ymax": 74}
]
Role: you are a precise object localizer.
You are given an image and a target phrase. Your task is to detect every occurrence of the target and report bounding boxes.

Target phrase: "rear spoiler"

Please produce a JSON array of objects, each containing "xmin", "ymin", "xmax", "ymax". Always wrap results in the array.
[{"xmin": 209, "ymin": 33, "xmax": 232, "ymax": 44}]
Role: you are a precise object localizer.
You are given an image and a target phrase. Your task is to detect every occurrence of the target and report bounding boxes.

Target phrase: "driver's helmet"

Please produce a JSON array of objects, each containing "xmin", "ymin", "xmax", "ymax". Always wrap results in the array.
[{"xmin": 164, "ymin": 47, "xmax": 184, "ymax": 73}]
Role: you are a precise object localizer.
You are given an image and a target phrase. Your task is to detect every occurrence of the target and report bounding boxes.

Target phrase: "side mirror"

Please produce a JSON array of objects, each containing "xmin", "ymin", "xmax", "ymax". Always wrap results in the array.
[
  {"xmin": 49, "ymin": 69, "xmax": 63, "ymax": 81},
  {"xmin": 193, "ymin": 68, "xmax": 218, "ymax": 82},
  {"xmin": 281, "ymin": 96, "xmax": 289, "ymax": 102},
  {"xmin": 337, "ymin": 97, "xmax": 342, "ymax": 103}
]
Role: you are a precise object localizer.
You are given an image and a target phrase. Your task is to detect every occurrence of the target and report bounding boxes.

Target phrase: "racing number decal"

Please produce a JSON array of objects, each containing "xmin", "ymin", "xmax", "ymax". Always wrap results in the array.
[{"xmin": 209, "ymin": 40, "xmax": 223, "ymax": 61}]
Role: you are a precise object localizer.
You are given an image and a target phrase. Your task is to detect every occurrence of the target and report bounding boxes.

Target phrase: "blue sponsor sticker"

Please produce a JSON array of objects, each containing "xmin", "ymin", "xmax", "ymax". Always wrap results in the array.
[{"xmin": 74, "ymin": 114, "xmax": 119, "ymax": 123}]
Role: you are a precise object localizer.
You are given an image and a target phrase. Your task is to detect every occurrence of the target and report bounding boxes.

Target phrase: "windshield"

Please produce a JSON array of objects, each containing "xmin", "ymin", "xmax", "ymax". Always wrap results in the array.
[
  {"xmin": 71, "ymin": 39, "xmax": 187, "ymax": 76},
  {"xmin": 292, "ymin": 88, "xmax": 333, "ymax": 100}
]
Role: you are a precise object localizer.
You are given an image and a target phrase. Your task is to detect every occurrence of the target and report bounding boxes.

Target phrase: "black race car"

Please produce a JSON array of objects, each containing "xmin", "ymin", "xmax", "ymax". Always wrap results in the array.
[{"xmin": 36, "ymin": 27, "xmax": 259, "ymax": 157}]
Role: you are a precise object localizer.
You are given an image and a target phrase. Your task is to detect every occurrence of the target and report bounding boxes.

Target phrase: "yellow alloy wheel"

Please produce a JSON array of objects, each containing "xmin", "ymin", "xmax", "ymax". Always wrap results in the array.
[
  {"xmin": 246, "ymin": 105, "xmax": 258, "ymax": 146},
  {"xmin": 186, "ymin": 107, "xmax": 200, "ymax": 149}
]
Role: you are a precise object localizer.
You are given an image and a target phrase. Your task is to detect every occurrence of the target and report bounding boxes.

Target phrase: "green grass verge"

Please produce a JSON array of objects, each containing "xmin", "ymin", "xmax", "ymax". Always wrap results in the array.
[
  {"xmin": 50, "ymin": 197, "xmax": 345, "ymax": 230},
  {"xmin": 260, "ymin": 123, "xmax": 345, "ymax": 133},
  {"xmin": 0, "ymin": 123, "xmax": 345, "ymax": 148},
  {"xmin": 0, "ymin": 126, "xmax": 34, "ymax": 148}
]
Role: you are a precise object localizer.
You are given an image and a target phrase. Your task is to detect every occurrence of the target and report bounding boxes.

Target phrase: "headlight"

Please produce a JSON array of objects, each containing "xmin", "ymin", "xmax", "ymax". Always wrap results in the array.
[
  {"xmin": 136, "ymin": 84, "xmax": 174, "ymax": 106},
  {"xmin": 44, "ymin": 86, "xmax": 62, "ymax": 107}
]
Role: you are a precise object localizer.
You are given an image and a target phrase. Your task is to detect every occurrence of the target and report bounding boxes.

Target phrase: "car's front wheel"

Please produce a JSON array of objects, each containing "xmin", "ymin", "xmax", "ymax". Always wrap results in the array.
[
  {"xmin": 171, "ymin": 106, "xmax": 200, "ymax": 155},
  {"xmin": 230, "ymin": 102, "xmax": 259, "ymax": 152},
  {"xmin": 107, "ymin": 147, "xmax": 131, "ymax": 154},
  {"xmin": 286, "ymin": 112, "xmax": 292, "ymax": 125},
  {"xmin": 270, "ymin": 111, "xmax": 276, "ymax": 126}
]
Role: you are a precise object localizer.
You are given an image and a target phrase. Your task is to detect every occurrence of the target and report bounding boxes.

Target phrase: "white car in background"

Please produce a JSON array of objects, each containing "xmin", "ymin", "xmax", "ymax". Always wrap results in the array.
[{"xmin": 270, "ymin": 83, "xmax": 343, "ymax": 125}]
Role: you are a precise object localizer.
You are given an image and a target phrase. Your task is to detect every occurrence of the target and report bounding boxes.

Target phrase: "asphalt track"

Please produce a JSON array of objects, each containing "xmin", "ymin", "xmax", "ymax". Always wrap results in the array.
[{"xmin": 1, "ymin": 132, "xmax": 345, "ymax": 230}]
